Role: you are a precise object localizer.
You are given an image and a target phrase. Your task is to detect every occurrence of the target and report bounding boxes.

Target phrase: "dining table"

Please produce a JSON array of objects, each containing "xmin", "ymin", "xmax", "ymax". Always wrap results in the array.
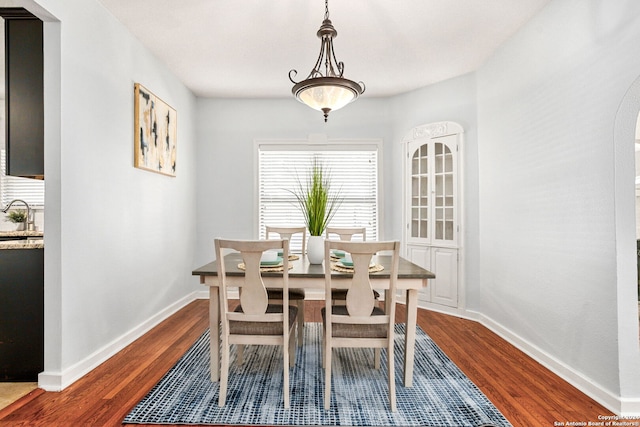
[{"xmin": 192, "ymin": 252, "xmax": 435, "ymax": 387}]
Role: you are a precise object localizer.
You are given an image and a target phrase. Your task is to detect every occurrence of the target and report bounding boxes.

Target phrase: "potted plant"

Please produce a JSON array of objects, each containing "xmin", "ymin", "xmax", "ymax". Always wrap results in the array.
[
  {"xmin": 5, "ymin": 209, "xmax": 27, "ymax": 231},
  {"xmin": 290, "ymin": 159, "xmax": 342, "ymax": 264}
]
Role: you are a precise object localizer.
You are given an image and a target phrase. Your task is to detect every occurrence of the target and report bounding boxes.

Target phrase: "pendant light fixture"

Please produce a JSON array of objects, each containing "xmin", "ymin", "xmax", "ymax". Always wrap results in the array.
[{"xmin": 289, "ymin": 0, "xmax": 365, "ymax": 122}]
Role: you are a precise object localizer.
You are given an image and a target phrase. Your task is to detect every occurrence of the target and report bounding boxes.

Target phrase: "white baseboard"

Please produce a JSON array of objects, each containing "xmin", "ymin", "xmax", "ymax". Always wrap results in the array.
[
  {"xmin": 38, "ymin": 291, "xmax": 200, "ymax": 391},
  {"xmin": 195, "ymin": 289, "xmax": 209, "ymax": 299},
  {"xmin": 409, "ymin": 300, "xmax": 638, "ymax": 416},
  {"xmin": 620, "ymin": 398, "xmax": 640, "ymax": 416},
  {"xmin": 417, "ymin": 300, "xmax": 477, "ymax": 320},
  {"xmin": 475, "ymin": 311, "xmax": 633, "ymax": 416}
]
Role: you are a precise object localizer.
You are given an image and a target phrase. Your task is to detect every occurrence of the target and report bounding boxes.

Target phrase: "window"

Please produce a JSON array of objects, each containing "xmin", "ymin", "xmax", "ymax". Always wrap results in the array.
[
  {"xmin": 0, "ymin": 149, "xmax": 45, "ymax": 207},
  {"xmin": 258, "ymin": 142, "xmax": 379, "ymax": 252}
]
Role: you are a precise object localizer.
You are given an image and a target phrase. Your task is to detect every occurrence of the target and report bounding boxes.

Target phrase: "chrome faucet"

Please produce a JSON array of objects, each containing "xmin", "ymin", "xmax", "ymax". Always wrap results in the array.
[{"xmin": 1, "ymin": 199, "xmax": 31, "ymax": 228}]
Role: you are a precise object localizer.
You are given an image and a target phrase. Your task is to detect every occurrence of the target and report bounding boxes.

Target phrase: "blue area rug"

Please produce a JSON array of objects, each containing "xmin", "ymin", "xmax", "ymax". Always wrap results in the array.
[{"xmin": 123, "ymin": 323, "xmax": 512, "ymax": 426}]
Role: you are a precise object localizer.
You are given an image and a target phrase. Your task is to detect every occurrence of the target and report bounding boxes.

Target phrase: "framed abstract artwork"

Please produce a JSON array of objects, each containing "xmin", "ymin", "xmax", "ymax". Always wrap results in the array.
[{"xmin": 134, "ymin": 83, "xmax": 177, "ymax": 177}]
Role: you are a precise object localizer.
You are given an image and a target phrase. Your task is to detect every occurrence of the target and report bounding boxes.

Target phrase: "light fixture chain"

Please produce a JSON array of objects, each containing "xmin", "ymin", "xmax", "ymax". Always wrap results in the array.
[{"xmin": 324, "ymin": 0, "xmax": 329, "ymax": 20}]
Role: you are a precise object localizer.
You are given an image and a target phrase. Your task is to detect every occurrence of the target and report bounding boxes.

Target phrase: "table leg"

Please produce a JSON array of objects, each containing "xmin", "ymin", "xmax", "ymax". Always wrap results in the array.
[
  {"xmin": 403, "ymin": 288, "xmax": 418, "ymax": 387},
  {"xmin": 209, "ymin": 286, "xmax": 220, "ymax": 382}
]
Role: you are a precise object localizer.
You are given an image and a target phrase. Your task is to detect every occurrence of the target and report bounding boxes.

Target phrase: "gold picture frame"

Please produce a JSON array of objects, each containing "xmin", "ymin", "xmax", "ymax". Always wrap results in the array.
[{"xmin": 134, "ymin": 83, "xmax": 177, "ymax": 177}]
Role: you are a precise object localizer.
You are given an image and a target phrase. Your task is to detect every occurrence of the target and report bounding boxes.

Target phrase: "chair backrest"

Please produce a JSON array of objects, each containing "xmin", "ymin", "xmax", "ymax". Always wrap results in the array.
[
  {"xmin": 324, "ymin": 240, "xmax": 399, "ymax": 319},
  {"xmin": 215, "ymin": 238, "xmax": 290, "ymax": 323},
  {"xmin": 266, "ymin": 226, "xmax": 307, "ymax": 254},
  {"xmin": 325, "ymin": 226, "xmax": 367, "ymax": 242}
]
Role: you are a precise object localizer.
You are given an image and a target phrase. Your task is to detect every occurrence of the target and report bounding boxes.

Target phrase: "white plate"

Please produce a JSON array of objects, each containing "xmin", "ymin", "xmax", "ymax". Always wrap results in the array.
[
  {"xmin": 260, "ymin": 256, "xmax": 283, "ymax": 267},
  {"xmin": 336, "ymin": 261, "xmax": 353, "ymax": 269}
]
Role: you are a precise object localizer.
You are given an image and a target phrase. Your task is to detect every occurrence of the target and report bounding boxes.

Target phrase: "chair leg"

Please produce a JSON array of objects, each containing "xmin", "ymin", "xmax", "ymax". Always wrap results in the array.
[
  {"xmin": 268, "ymin": 297, "xmax": 304, "ymax": 347},
  {"xmin": 374, "ymin": 348, "xmax": 381, "ymax": 369},
  {"xmin": 236, "ymin": 344, "xmax": 244, "ymax": 365},
  {"xmin": 219, "ymin": 339, "xmax": 230, "ymax": 407},
  {"xmin": 324, "ymin": 341, "xmax": 332, "ymax": 410},
  {"xmin": 297, "ymin": 300, "xmax": 304, "ymax": 347},
  {"xmin": 388, "ymin": 342, "xmax": 396, "ymax": 412},
  {"xmin": 283, "ymin": 332, "xmax": 290, "ymax": 409},
  {"xmin": 289, "ymin": 323, "xmax": 296, "ymax": 366},
  {"xmin": 384, "ymin": 290, "xmax": 391, "ymax": 312},
  {"xmin": 321, "ymin": 321, "xmax": 326, "ymax": 369}
]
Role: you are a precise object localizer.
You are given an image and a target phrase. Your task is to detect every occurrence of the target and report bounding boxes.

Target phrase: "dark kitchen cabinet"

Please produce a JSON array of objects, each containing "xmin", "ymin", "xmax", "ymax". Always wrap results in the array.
[
  {"xmin": 2, "ymin": 9, "xmax": 44, "ymax": 179},
  {"xmin": 0, "ymin": 248, "xmax": 44, "ymax": 381}
]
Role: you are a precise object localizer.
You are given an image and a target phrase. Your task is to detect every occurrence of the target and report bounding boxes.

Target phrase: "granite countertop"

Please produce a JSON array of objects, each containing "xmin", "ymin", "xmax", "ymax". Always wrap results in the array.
[
  {"xmin": 0, "ymin": 230, "xmax": 45, "ymax": 249},
  {"xmin": 0, "ymin": 230, "xmax": 44, "ymax": 238},
  {"xmin": 0, "ymin": 239, "xmax": 44, "ymax": 249}
]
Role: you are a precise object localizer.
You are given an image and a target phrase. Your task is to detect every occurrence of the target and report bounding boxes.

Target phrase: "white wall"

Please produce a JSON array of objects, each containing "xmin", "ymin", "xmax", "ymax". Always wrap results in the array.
[
  {"xmin": 477, "ymin": 0, "xmax": 640, "ymax": 413},
  {"xmin": 5, "ymin": 0, "xmax": 200, "ymax": 389},
  {"xmin": 194, "ymin": 97, "xmax": 392, "ymax": 268}
]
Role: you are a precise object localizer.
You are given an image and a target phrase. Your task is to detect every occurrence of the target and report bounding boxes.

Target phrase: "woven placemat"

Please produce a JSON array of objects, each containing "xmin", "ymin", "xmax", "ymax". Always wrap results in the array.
[
  {"xmin": 237, "ymin": 263, "xmax": 294, "ymax": 272},
  {"xmin": 330, "ymin": 262, "xmax": 384, "ymax": 273},
  {"xmin": 265, "ymin": 254, "xmax": 299, "ymax": 261}
]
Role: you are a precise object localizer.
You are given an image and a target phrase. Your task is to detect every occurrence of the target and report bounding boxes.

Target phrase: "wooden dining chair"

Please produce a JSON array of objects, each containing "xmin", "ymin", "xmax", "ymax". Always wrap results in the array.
[
  {"xmin": 265, "ymin": 225, "xmax": 306, "ymax": 346},
  {"xmin": 325, "ymin": 226, "xmax": 366, "ymax": 241},
  {"xmin": 321, "ymin": 239, "xmax": 400, "ymax": 412},
  {"xmin": 266, "ymin": 226, "xmax": 307, "ymax": 254},
  {"xmin": 214, "ymin": 238, "xmax": 298, "ymax": 408},
  {"xmin": 325, "ymin": 226, "xmax": 380, "ymax": 304}
]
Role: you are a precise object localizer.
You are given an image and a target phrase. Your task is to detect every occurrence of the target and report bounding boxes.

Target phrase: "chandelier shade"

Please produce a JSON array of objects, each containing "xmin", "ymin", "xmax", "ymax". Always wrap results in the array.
[
  {"xmin": 289, "ymin": 0, "xmax": 365, "ymax": 122},
  {"xmin": 292, "ymin": 77, "xmax": 362, "ymax": 113}
]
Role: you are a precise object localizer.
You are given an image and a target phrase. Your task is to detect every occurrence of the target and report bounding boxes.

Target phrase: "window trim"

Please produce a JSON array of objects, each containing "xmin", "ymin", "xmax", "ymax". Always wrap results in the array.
[{"xmin": 254, "ymin": 138, "xmax": 384, "ymax": 242}]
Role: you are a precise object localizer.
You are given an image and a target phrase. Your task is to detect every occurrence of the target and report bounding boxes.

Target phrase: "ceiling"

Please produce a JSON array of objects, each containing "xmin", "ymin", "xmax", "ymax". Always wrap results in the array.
[{"xmin": 98, "ymin": 0, "xmax": 552, "ymax": 99}]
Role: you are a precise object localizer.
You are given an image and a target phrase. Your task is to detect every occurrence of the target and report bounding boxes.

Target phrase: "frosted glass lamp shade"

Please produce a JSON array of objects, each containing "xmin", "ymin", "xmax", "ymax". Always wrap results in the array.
[
  {"xmin": 298, "ymin": 85, "xmax": 355, "ymax": 112},
  {"xmin": 292, "ymin": 76, "xmax": 364, "ymax": 121}
]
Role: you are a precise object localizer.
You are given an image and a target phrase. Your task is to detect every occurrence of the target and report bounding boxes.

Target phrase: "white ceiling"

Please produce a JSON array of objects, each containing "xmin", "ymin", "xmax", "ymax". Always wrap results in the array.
[{"xmin": 99, "ymin": 0, "xmax": 552, "ymax": 98}]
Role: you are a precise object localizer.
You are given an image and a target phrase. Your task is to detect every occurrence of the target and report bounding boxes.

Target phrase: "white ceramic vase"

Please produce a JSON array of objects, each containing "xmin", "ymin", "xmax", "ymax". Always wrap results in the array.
[{"xmin": 307, "ymin": 235, "xmax": 324, "ymax": 264}]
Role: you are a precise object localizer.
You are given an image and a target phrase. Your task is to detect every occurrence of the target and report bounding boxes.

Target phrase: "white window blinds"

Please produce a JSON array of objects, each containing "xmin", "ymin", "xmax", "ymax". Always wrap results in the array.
[
  {"xmin": 258, "ymin": 144, "xmax": 379, "ymax": 252},
  {"xmin": 0, "ymin": 149, "xmax": 45, "ymax": 207}
]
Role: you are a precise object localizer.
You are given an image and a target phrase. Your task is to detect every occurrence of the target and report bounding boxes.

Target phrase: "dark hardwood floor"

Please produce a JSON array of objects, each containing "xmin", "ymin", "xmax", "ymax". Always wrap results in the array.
[{"xmin": 0, "ymin": 299, "xmax": 613, "ymax": 426}]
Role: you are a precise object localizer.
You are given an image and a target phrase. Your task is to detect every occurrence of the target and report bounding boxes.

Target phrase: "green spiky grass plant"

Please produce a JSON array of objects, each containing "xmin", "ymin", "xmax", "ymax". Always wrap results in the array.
[{"xmin": 290, "ymin": 159, "xmax": 342, "ymax": 236}]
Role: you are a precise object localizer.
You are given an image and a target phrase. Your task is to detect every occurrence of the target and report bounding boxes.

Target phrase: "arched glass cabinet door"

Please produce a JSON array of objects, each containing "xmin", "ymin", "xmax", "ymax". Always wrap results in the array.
[
  {"xmin": 408, "ymin": 134, "xmax": 458, "ymax": 247},
  {"xmin": 434, "ymin": 141, "xmax": 455, "ymax": 243},
  {"xmin": 410, "ymin": 143, "xmax": 429, "ymax": 239}
]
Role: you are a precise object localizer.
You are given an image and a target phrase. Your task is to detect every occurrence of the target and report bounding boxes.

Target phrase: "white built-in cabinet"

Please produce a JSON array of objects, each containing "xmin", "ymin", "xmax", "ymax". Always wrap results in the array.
[{"xmin": 402, "ymin": 122, "xmax": 463, "ymax": 308}]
